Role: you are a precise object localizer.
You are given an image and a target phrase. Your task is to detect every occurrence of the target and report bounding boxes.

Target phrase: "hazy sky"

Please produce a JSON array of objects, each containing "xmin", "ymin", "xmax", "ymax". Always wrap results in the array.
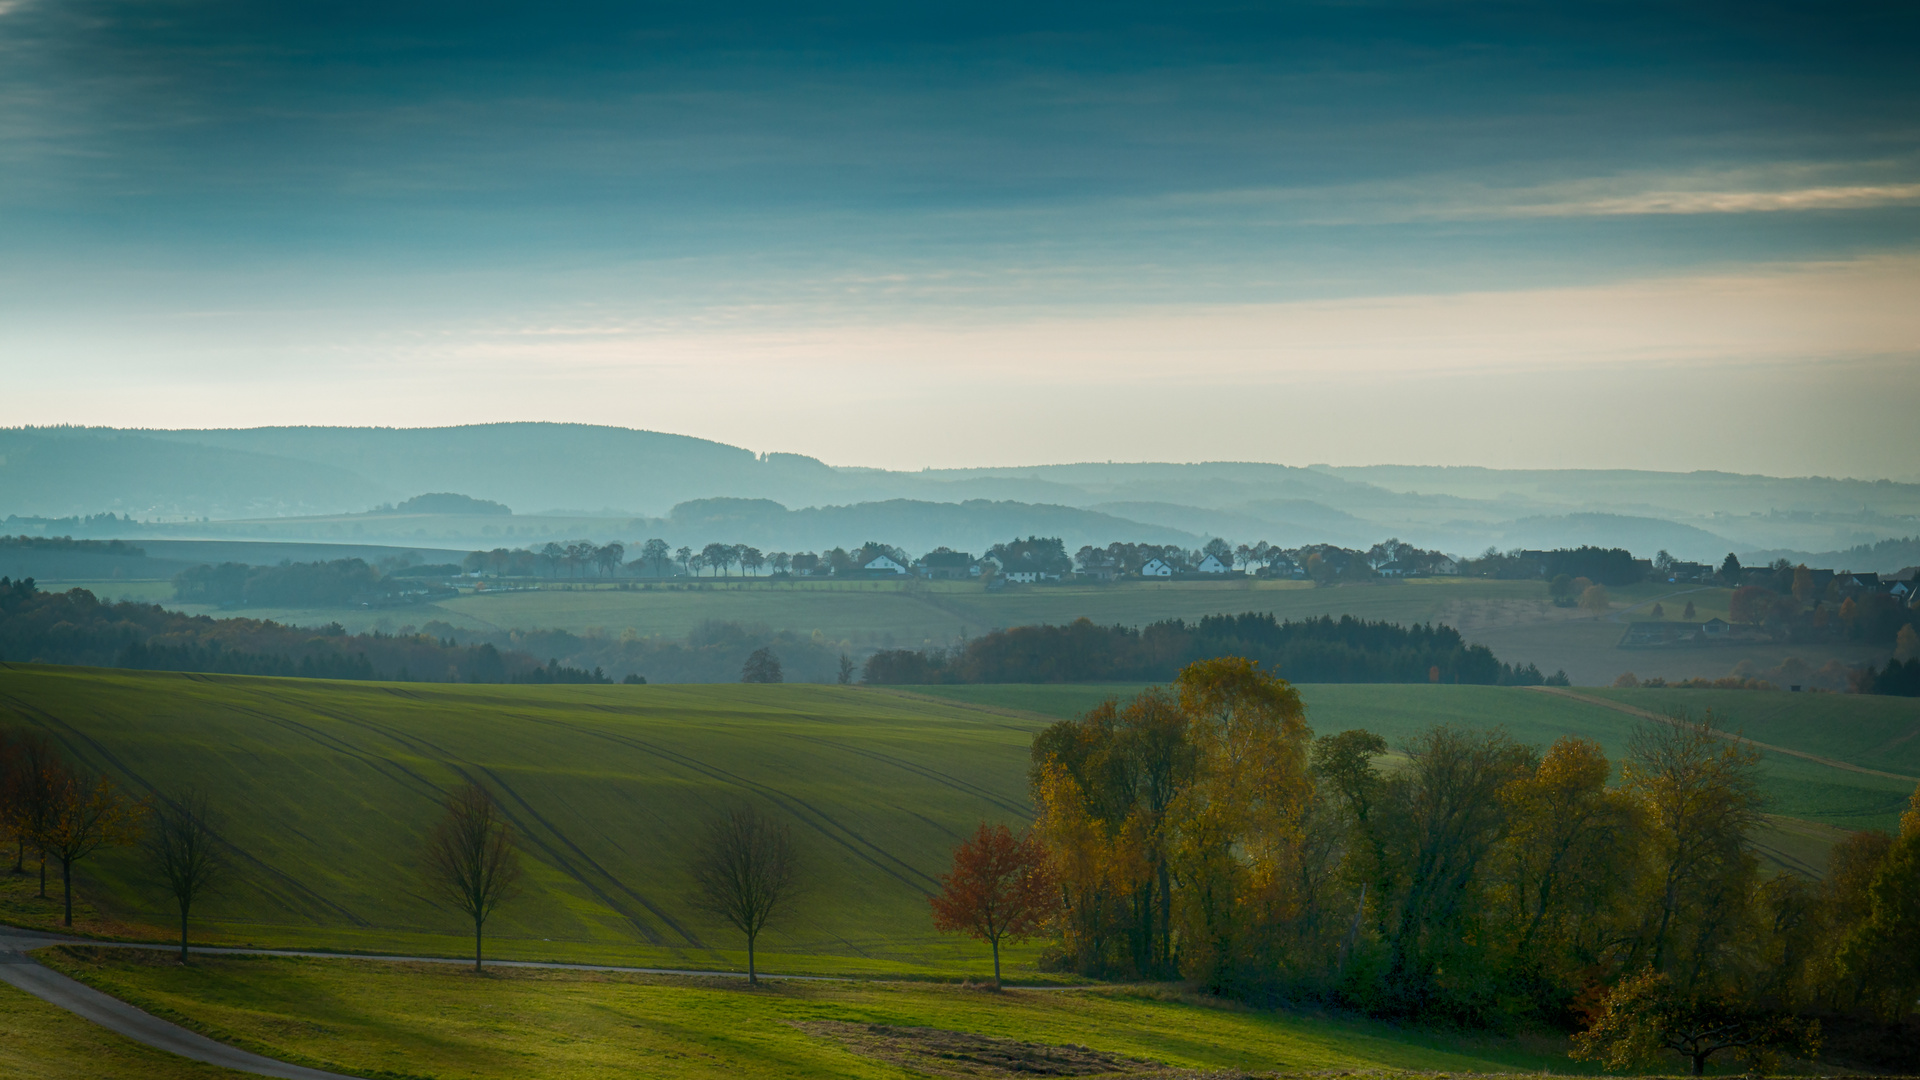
[{"xmin": 3, "ymin": 2, "xmax": 1917, "ymax": 475}]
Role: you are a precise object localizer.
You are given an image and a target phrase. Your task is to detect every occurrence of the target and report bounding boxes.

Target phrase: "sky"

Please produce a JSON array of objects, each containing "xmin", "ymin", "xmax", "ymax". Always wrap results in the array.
[{"xmin": 2, "ymin": 1, "xmax": 1917, "ymax": 476}]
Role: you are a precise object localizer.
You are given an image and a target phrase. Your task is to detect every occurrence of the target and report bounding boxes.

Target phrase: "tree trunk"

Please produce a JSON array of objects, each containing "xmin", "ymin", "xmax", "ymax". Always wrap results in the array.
[
  {"xmin": 61, "ymin": 858, "xmax": 73, "ymax": 926},
  {"xmin": 474, "ymin": 917, "xmax": 483, "ymax": 972},
  {"xmin": 38, "ymin": 853, "xmax": 47, "ymax": 898},
  {"xmin": 1692, "ymin": 1053, "xmax": 1707, "ymax": 1076},
  {"xmin": 747, "ymin": 933, "xmax": 757, "ymax": 986},
  {"xmin": 990, "ymin": 936, "xmax": 1002, "ymax": 990},
  {"xmin": 180, "ymin": 905, "xmax": 191, "ymax": 963}
]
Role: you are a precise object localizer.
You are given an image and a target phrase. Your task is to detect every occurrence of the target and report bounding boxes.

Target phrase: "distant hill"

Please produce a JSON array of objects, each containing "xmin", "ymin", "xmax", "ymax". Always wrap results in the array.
[{"xmin": 2, "ymin": 424, "xmax": 1916, "ymax": 560}]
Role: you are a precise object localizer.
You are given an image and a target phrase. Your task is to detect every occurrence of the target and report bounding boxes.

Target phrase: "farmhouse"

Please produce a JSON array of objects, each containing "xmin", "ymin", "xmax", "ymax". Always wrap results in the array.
[
  {"xmin": 1140, "ymin": 557, "xmax": 1175, "ymax": 578},
  {"xmin": 915, "ymin": 550, "xmax": 977, "ymax": 580},
  {"xmin": 1196, "ymin": 554, "xmax": 1230, "ymax": 574},
  {"xmin": 863, "ymin": 555, "xmax": 908, "ymax": 575}
]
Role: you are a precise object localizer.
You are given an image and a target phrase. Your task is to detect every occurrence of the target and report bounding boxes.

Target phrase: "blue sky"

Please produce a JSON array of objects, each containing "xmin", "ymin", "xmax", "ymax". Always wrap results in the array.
[{"xmin": 3, "ymin": 1, "xmax": 1917, "ymax": 475}]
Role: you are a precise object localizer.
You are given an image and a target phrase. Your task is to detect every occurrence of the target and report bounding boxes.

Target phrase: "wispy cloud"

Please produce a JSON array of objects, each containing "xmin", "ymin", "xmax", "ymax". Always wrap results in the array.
[{"xmin": 1505, "ymin": 183, "xmax": 1920, "ymax": 217}]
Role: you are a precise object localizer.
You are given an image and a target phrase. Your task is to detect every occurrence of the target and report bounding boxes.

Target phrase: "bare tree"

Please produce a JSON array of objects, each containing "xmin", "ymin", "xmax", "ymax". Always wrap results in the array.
[
  {"xmin": 145, "ymin": 788, "xmax": 225, "ymax": 961},
  {"xmin": 6, "ymin": 731, "xmax": 63, "ymax": 887},
  {"xmin": 688, "ymin": 803, "xmax": 803, "ymax": 984},
  {"xmin": 424, "ymin": 783, "xmax": 523, "ymax": 971}
]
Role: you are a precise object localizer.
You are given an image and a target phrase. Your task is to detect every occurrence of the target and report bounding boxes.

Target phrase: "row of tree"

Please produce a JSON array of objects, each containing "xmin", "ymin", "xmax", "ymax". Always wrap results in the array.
[
  {"xmin": 460, "ymin": 540, "xmax": 915, "ymax": 579},
  {"xmin": 1009, "ymin": 659, "xmax": 1920, "ymax": 1072},
  {"xmin": 860, "ymin": 613, "xmax": 1556, "ymax": 686},
  {"xmin": 0, "ymin": 730, "xmax": 215, "ymax": 956}
]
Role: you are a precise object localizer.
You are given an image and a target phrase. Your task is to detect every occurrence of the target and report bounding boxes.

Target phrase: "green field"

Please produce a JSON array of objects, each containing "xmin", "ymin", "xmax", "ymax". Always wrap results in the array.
[
  {"xmin": 2, "ymin": 666, "xmax": 1911, "ymax": 977},
  {"xmin": 38, "ymin": 947, "xmax": 1594, "ymax": 1079},
  {"xmin": 0, "ymin": 979, "xmax": 243, "ymax": 1080},
  {"xmin": 143, "ymin": 575, "xmax": 1889, "ymax": 687}
]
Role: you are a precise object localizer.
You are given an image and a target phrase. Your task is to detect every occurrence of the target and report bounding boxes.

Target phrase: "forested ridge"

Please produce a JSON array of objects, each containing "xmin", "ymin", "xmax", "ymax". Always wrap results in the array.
[
  {"xmin": 0, "ymin": 577, "xmax": 534, "ymax": 682},
  {"xmin": 862, "ymin": 613, "xmax": 1558, "ymax": 686}
]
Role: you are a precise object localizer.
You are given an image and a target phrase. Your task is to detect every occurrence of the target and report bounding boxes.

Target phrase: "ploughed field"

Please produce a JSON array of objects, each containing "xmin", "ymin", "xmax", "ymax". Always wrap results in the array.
[{"xmin": 2, "ymin": 666, "xmax": 1913, "ymax": 973}]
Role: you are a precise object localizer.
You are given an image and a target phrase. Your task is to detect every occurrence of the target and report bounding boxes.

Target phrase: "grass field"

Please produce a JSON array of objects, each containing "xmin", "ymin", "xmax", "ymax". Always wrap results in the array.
[
  {"xmin": 0, "ymin": 978, "xmax": 245, "ymax": 1080},
  {"xmin": 1, "ymin": 666, "xmax": 1911, "ymax": 978},
  {"xmin": 39, "ymin": 947, "xmax": 1598, "ymax": 1079}
]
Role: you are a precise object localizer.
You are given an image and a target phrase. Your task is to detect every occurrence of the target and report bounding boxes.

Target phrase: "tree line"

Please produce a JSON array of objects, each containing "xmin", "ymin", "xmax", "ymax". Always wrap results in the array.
[
  {"xmin": 0, "ymin": 534, "xmax": 146, "ymax": 556},
  {"xmin": 1006, "ymin": 659, "xmax": 1920, "ymax": 1072},
  {"xmin": 860, "ymin": 613, "xmax": 1564, "ymax": 686},
  {"xmin": 0, "ymin": 577, "xmax": 541, "ymax": 683},
  {"xmin": 171, "ymin": 557, "xmax": 446, "ymax": 608}
]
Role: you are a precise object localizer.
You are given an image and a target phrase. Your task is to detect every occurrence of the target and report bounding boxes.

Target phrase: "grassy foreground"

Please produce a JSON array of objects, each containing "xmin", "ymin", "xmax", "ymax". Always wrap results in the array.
[
  {"xmin": 41, "ymin": 946, "xmax": 1592, "ymax": 1079},
  {"xmin": 0, "ymin": 978, "xmax": 245, "ymax": 1080}
]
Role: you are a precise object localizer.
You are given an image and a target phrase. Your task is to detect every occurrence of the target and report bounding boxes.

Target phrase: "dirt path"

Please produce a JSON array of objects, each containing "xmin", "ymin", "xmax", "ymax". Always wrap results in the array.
[{"xmin": 1529, "ymin": 686, "xmax": 1920, "ymax": 783}]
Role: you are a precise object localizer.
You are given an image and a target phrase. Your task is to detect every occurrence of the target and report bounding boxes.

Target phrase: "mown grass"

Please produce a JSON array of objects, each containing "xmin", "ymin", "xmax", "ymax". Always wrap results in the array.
[
  {"xmin": 0, "ymin": 977, "xmax": 245, "ymax": 1079},
  {"xmin": 42, "ymin": 947, "xmax": 1601, "ymax": 1079}
]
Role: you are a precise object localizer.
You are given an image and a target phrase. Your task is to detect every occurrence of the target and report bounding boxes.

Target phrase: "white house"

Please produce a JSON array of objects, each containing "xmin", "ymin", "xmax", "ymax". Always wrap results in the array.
[
  {"xmin": 863, "ymin": 555, "xmax": 908, "ymax": 575},
  {"xmin": 1196, "ymin": 554, "xmax": 1230, "ymax": 574},
  {"xmin": 1140, "ymin": 558, "xmax": 1175, "ymax": 578},
  {"xmin": 1004, "ymin": 569, "xmax": 1043, "ymax": 584}
]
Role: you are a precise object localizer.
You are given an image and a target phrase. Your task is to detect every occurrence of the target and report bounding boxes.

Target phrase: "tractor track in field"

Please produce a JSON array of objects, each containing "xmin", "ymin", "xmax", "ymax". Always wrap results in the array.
[
  {"xmin": 0, "ymin": 689, "xmax": 373, "ymax": 929},
  {"xmin": 246, "ymin": 687, "xmax": 693, "ymax": 948},
  {"xmin": 503, "ymin": 707, "xmax": 943, "ymax": 895},
  {"xmin": 1530, "ymin": 686, "xmax": 1920, "ymax": 783},
  {"xmin": 782, "ymin": 731, "xmax": 1030, "ymax": 820}
]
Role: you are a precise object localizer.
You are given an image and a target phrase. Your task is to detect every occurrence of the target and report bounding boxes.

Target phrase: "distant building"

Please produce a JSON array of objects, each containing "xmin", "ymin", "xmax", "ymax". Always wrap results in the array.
[
  {"xmin": 1140, "ymin": 558, "xmax": 1175, "ymax": 578},
  {"xmin": 916, "ymin": 550, "xmax": 976, "ymax": 580},
  {"xmin": 1196, "ymin": 554, "xmax": 1230, "ymax": 574},
  {"xmin": 1004, "ymin": 569, "xmax": 1043, "ymax": 584},
  {"xmin": 863, "ymin": 555, "xmax": 908, "ymax": 575},
  {"xmin": 1703, "ymin": 617, "xmax": 1730, "ymax": 636}
]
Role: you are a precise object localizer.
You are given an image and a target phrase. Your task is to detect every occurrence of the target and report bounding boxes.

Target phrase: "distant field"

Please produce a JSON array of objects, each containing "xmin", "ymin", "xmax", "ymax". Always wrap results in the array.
[
  {"xmin": 0, "ymin": 666, "xmax": 1909, "ymax": 982},
  {"xmin": 141, "ymin": 575, "xmax": 1882, "ymax": 686},
  {"xmin": 43, "ymin": 948, "xmax": 1592, "ymax": 1079}
]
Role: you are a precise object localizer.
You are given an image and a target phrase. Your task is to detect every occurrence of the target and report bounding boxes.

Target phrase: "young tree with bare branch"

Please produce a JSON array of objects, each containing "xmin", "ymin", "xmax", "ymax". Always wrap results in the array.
[
  {"xmin": 688, "ymin": 803, "xmax": 803, "ymax": 984},
  {"xmin": 40, "ymin": 766, "xmax": 146, "ymax": 926},
  {"xmin": 145, "ymin": 788, "xmax": 226, "ymax": 961},
  {"xmin": 424, "ymin": 783, "xmax": 523, "ymax": 971}
]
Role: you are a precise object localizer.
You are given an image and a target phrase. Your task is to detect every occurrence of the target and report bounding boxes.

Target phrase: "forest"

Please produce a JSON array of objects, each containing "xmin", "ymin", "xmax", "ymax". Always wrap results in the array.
[{"xmin": 861, "ymin": 613, "xmax": 1558, "ymax": 686}]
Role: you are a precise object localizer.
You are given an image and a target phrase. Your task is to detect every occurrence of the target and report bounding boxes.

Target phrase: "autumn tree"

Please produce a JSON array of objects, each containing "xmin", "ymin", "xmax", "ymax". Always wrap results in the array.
[
  {"xmin": 1579, "ymin": 584, "xmax": 1611, "ymax": 615},
  {"xmin": 1172, "ymin": 657, "xmax": 1316, "ymax": 991},
  {"xmin": 688, "ymin": 803, "xmax": 804, "ymax": 984},
  {"xmin": 930, "ymin": 822, "xmax": 1058, "ymax": 989},
  {"xmin": 1031, "ymin": 687, "xmax": 1195, "ymax": 977},
  {"xmin": 1573, "ymin": 969, "xmax": 1820, "ymax": 1076},
  {"xmin": 1491, "ymin": 736, "xmax": 1641, "ymax": 1005},
  {"xmin": 1833, "ymin": 784, "xmax": 1920, "ymax": 1019},
  {"xmin": 424, "ymin": 783, "xmax": 523, "ymax": 971},
  {"xmin": 40, "ymin": 766, "xmax": 146, "ymax": 926},
  {"xmin": 1369, "ymin": 726, "xmax": 1533, "ymax": 1015},
  {"xmin": 144, "ymin": 788, "xmax": 226, "ymax": 961},
  {"xmin": 5, "ymin": 731, "xmax": 64, "ymax": 889},
  {"xmin": 1623, "ymin": 712, "xmax": 1765, "ymax": 995}
]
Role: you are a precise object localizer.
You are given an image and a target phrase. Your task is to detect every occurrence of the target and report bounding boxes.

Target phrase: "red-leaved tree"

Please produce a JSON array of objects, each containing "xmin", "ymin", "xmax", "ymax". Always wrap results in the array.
[{"xmin": 929, "ymin": 822, "xmax": 1058, "ymax": 989}]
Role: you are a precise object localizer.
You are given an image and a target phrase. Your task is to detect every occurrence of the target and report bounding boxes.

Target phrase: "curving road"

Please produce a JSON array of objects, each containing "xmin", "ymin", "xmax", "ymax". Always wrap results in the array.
[
  {"xmin": 0, "ymin": 926, "xmax": 359, "ymax": 1079},
  {"xmin": 0, "ymin": 923, "xmax": 862, "ymax": 1079}
]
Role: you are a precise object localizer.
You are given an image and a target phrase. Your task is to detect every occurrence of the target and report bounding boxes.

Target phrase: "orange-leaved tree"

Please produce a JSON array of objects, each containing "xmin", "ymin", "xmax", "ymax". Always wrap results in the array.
[{"xmin": 929, "ymin": 822, "xmax": 1058, "ymax": 989}]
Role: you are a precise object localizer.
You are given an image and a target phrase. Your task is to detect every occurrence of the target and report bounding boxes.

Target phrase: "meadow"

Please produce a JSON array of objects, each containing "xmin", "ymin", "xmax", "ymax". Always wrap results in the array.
[{"xmin": 35, "ymin": 948, "xmax": 1594, "ymax": 1080}]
